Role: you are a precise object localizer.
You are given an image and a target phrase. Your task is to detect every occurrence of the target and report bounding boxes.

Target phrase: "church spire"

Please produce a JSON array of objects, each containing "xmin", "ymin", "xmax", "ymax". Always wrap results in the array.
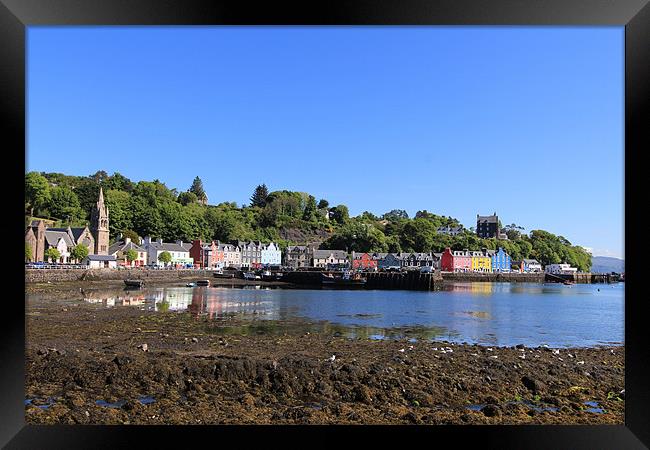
[
  {"xmin": 91, "ymin": 186, "xmax": 109, "ymax": 255},
  {"xmin": 97, "ymin": 186, "xmax": 105, "ymax": 206}
]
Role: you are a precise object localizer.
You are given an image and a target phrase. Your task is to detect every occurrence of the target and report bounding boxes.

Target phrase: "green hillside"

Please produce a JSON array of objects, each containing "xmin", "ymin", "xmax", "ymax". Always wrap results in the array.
[{"xmin": 25, "ymin": 170, "xmax": 592, "ymax": 271}]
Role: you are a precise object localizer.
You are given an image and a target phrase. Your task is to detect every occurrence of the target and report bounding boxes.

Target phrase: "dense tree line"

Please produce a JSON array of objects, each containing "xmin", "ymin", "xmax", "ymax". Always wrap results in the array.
[{"xmin": 25, "ymin": 170, "xmax": 591, "ymax": 271}]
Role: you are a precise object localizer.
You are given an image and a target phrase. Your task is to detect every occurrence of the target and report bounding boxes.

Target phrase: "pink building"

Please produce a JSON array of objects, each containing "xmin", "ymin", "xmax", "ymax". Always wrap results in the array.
[{"xmin": 440, "ymin": 248, "xmax": 472, "ymax": 272}]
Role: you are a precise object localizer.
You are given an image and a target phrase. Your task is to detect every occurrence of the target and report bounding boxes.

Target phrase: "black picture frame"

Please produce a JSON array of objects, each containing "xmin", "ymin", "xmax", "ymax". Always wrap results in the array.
[{"xmin": 2, "ymin": 0, "xmax": 648, "ymax": 447}]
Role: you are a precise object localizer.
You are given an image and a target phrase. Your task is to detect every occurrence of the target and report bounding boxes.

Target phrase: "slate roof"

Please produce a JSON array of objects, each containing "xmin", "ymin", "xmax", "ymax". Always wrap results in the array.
[
  {"xmin": 85, "ymin": 255, "xmax": 117, "ymax": 261},
  {"xmin": 108, "ymin": 240, "xmax": 146, "ymax": 255},
  {"xmin": 313, "ymin": 250, "xmax": 348, "ymax": 260},
  {"xmin": 44, "ymin": 230, "xmax": 74, "ymax": 248},
  {"xmin": 477, "ymin": 214, "xmax": 498, "ymax": 224},
  {"xmin": 150, "ymin": 242, "xmax": 192, "ymax": 252}
]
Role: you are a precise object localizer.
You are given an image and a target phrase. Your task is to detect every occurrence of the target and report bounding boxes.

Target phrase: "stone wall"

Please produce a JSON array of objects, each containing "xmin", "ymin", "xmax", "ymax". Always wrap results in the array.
[
  {"xmin": 25, "ymin": 268, "xmax": 216, "ymax": 284},
  {"xmin": 440, "ymin": 272, "xmax": 546, "ymax": 283}
]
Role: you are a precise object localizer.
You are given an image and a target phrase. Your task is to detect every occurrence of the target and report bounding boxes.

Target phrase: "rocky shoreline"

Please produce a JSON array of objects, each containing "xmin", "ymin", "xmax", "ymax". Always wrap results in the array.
[{"xmin": 25, "ymin": 288, "xmax": 624, "ymax": 425}]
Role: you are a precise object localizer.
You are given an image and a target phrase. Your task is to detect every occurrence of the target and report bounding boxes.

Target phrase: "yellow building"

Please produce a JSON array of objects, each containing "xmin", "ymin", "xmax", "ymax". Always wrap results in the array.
[{"xmin": 470, "ymin": 251, "xmax": 492, "ymax": 272}]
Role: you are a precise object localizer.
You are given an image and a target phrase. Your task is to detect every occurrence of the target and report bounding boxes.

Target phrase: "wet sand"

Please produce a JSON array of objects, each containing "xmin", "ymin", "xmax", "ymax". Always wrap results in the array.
[{"xmin": 25, "ymin": 285, "xmax": 625, "ymax": 425}]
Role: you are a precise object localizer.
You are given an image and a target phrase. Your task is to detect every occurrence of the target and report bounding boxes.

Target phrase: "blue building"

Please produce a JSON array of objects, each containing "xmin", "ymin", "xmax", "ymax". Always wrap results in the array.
[
  {"xmin": 490, "ymin": 247, "xmax": 511, "ymax": 272},
  {"xmin": 378, "ymin": 253, "xmax": 406, "ymax": 270}
]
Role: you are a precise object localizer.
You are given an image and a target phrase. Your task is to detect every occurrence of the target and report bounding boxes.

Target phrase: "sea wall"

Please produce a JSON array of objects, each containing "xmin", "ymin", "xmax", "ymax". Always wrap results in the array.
[
  {"xmin": 25, "ymin": 268, "xmax": 216, "ymax": 284},
  {"xmin": 440, "ymin": 272, "xmax": 545, "ymax": 283}
]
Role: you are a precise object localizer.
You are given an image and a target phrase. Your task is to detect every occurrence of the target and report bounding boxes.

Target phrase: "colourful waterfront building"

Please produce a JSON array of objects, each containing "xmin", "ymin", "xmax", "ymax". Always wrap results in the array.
[
  {"xmin": 351, "ymin": 252, "xmax": 378, "ymax": 271},
  {"xmin": 190, "ymin": 240, "xmax": 225, "ymax": 268},
  {"xmin": 378, "ymin": 253, "xmax": 405, "ymax": 270},
  {"xmin": 470, "ymin": 250, "xmax": 492, "ymax": 272},
  {"xmin": 441, "ymin": 248, "xmax": 472, "ymax": 272},
  {"xmin": 491, "ymin": 247, "xmax": 511, "ymax": 272}
]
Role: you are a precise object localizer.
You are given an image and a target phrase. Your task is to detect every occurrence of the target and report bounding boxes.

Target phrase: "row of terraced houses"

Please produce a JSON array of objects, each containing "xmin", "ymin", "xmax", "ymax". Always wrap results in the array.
[{"xmin": 284, "ymin": 246, "xmax": 544, "ymax": 273}]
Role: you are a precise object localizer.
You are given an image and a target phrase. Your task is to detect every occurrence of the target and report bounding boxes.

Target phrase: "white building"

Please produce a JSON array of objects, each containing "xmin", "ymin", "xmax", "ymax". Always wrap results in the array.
[
  {"xmin": 437, "ymin": 225, "xmax": 463, "ymax": 236},
  {"xmin": 219, "ymin": 243, "xmax": 241, "ymax": 268},
  {"xmin": 142, "ymin": 237, "xmax": 193, "ymax": 267},
  {"xmin": 261, "ymin": 242, "xmax": 282, "ymax": 266},
  {"xmin": 43, "ymin": 230, "xmax": 73, "ymax": 263},
  {"xmin": 545, "ymin": 263, "xmax": 578, "ymax": 275},
  {"xmin": 313, "ymin": 250, "xmax": 348, "ymax": 268},
  {"xmin": 83, "ymin": 254, "xmax": 117, "ymax": 268}
]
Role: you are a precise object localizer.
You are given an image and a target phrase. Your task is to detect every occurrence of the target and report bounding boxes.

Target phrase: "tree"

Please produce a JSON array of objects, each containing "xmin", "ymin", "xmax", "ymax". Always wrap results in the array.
[
  {"xmin": 189, "ymin": 176, "xmax": 207, "ymax": 204},
  {"xmin": 330, "ymin": 205, "xmax": 349, "ymax": 225},
  {"xmin": 47, "ymin": 186, "xmax": 84, "ymax": 223},
  {"xmin": 25, "ymin": 243, "xmax": 33, "ymax": 262},
  {"xmin": 383, "ymin": 209, "xmax": 409, "ymax": 221},
  {"xmin": 359, "ymin": 211, "xmax": 379, "ymax": 222},
  {"xmin": 25, "ymin": 172, "xmax": 51, "ymax": 216},
  {"xmin": 399, "ymin": 218, "xmax": 437, "ymax": 252},
  {"xmin": 70, "ymin": 244, "xmax": 89, "ymax": 263},
  {"xmin": 317, "ymin": 199, "xmax": 329, "ymax": 210},
  {"xmin": 90, "ymin": 170, "xmax": 109, "ymax": 184},
  {"xmin": 104, "ymin": 172, "xmax": 134, "ymax": 192},
  {"xmin": 125, "ymin": 249, "xmax": 138, "ymax": 266},
  {"xmin": 504, "ymin": 223, "xmax": 525, "ymax": 241},
  {"xmin": 121, "ymin": 229, "xmax": 140, "ymax": 244},
  {"xmin": 250, "ymin": 184, "xmax": 269, "ymax": 207},
  {"xmin": 44, "ymin": 247, "xmax": 61, "ymax": 263},
  {"xmin": 320, "ymin": 222, "xmax": 388, "ymax": 253},
  {"xmin": 302, "ymin": 195, "xmax": 318, "ymax": 221},
  {"xmin": 177, "ymin": 191, "xmax": 198, "ymax": 206},
  {"xmin": 158, "ymin": 251, "xmax": 172, "ymax": 265},
  {"xmin": 105, "ymin": 189, "xmax": 132, "ymax": 238}
]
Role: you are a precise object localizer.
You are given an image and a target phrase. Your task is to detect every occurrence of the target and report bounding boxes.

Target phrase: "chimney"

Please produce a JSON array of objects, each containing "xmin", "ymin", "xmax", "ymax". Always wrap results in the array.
[
  {"xmin": 176, "ymin": 240, "xmax": 183, "ymax": 246},
  {"xmin": 124, "ymin": 237, "xmax": 131, "ymax": 245},
  {"xmin": 157, "ymin": 238, "xmax": 163, "ymax": 245},
  {"xmin": 144, "ymin": 236, "xmax": 152, "ymax": 245}
]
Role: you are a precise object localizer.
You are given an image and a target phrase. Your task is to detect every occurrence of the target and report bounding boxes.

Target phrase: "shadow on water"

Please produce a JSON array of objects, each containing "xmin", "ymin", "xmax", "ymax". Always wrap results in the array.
[{"xmin": 203, "ymin": 317, "xmax": 455, "ymax": 341}]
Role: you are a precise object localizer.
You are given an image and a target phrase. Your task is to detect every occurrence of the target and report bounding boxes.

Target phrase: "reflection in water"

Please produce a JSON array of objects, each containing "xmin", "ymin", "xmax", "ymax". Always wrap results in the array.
[{"xmin": 55, "ymin": 282, "xmax": 624, "ymax": 348}]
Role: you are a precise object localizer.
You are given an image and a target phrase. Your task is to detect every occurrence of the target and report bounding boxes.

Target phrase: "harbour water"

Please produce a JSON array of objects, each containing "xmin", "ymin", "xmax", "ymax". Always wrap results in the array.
[{"xmin": 33, "ymin": 282, "xmax": 624, "ymax": 348}]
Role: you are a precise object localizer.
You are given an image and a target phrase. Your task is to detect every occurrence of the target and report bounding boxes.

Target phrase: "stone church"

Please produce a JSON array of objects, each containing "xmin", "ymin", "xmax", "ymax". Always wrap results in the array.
[{"xmin": 25, "ymin": 186, "xmax": 110, "ymax": 262}]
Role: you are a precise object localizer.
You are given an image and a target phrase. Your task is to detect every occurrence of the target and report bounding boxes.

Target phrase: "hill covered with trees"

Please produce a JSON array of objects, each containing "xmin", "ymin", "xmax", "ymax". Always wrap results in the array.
[{"xmin": 25, "ymin": 170, "xmax": 592, "ymax": 271}]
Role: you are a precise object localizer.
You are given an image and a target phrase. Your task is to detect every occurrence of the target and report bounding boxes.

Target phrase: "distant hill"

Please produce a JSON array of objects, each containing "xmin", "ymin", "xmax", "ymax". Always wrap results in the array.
[{"xmin": 591, "ymin": 256, "xmax": 624, "ymax": 274}]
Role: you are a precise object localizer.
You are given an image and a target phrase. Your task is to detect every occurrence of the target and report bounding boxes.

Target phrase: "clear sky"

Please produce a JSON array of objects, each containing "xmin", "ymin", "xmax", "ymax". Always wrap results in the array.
[{"xmin": 27, "ymin": 26, "xmax": 624, "ymax": 258}]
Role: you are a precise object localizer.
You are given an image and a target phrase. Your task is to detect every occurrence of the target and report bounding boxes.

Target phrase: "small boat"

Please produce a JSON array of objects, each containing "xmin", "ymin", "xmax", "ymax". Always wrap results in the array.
[
  {"xmin": 563, "ymin": 280, "xmax": 574, "ymax": 285},
  {"xmin": 196, "ymin": 279, "xmax": 210, "ymax": 287},
  {"xmin": 262, "ymin": 270, "xmax": 281, "ymax": 282},
  {"xmin": 124, "ymin": 279, "xmax": 144, "ymax": 288},
  {"xmin": 321, "ymin": 271, "xmax": 366, "ymax": 289},
  {"xmin": 213, "ymin": 271, "xmax": 234, "ymax": 279},
  {"xmin": 186, "ymin": 282, "xmax": 196, "ymax": 287}
]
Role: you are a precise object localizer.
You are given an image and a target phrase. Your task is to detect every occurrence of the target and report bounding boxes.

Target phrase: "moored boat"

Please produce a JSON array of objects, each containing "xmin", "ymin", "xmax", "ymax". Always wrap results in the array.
[
  {"xmin": 321, "ymin": 271, "xmax": 366, "ymax": 289},
  {"xmin": 124, "ymin": 279, "xmax": 144, "ymax": 288},
  {"xmin": 196, "ymin": 279, "xmax": 210, "ymax": 286},
  {"xmin": 213, "ymin": 271, "xmax": 234, "ymax": 278}
]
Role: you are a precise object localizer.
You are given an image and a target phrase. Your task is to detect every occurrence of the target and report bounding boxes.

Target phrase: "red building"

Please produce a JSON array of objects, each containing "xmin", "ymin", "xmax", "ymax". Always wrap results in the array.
[
  {"xmin": 351, "ymin": 252, "xmax": 378, "ymax": 271},
  {"xmin": 190, "ymin": 240, "xmax": 224, "ymax": 268},
  {"xmin": 440, "ymin": 248, "xmax": 472, "ymax": 272}
]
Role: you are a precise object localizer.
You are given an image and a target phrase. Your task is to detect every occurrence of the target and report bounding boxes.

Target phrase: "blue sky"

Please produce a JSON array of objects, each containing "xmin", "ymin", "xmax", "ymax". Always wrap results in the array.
[{"xmin": 27, "ymin": 27, "xmax": 624, "ymax": 258}]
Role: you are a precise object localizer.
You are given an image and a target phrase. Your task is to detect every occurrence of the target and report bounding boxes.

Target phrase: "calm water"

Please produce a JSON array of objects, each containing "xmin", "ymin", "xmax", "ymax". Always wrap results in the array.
[{"xmin": 33, "ymin": 282, "xmax": 624, "ymax": 348}]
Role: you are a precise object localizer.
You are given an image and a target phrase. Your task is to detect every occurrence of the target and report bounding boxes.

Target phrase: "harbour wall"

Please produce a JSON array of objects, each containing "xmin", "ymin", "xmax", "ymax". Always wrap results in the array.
[
  {"xmin": 441, "ymin": 272, "xmax": 545, "ymax": 283},
  {"xmin": 364, "ymin": 271, "xmax": 443, "ymax": 290},
  {"xmin": 25, "ymin": 268, "xmax": 217, "ymax": 284},
  {"xmin": 26, "ymin": 268, "xmax": 616, "ymax": 286}
]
